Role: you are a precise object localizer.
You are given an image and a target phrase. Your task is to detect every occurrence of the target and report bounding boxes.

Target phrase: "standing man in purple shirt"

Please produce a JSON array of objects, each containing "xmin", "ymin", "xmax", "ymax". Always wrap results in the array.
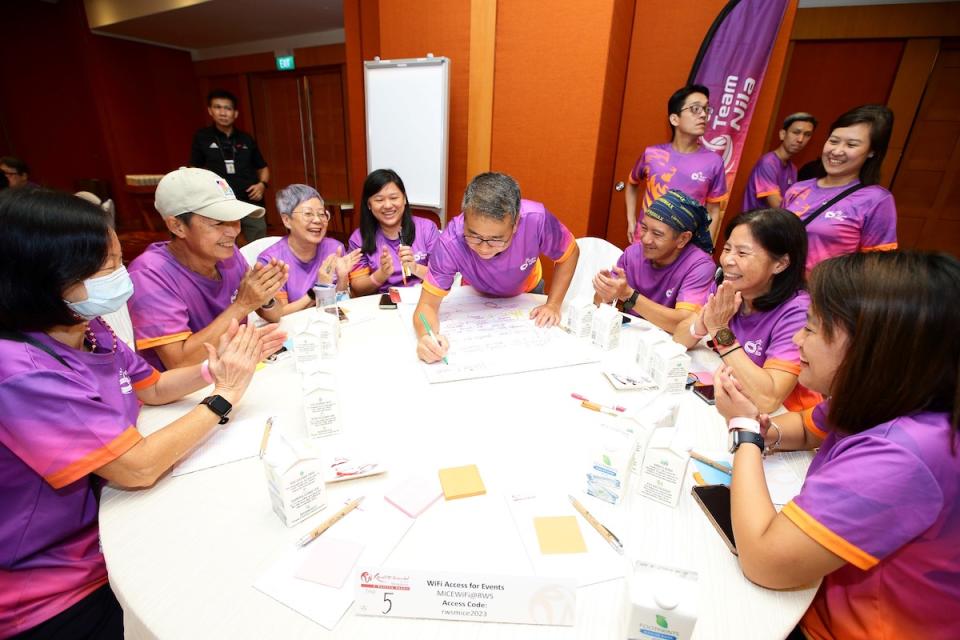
[
  {"xmin": 742, "ymin": 112, "xmax": 817, "ymax": 211},
  {"xmin": 128, "ymin": 167, "xmax": 287, "ymax": 371},
  {"xmin": 593, "ymin": 189, "xmax": 716, "ymax": 333},
  {"xmin": 415, "ymin": 172, "xmax": 580, "ymax": 363},
  {"xmin": 625, "ymin": 84, "xmax": 728, "ymax": 245}
]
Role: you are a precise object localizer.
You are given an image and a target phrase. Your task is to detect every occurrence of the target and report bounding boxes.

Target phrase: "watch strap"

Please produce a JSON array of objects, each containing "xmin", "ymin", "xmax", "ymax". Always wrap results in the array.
[
  {"xmin": 200, "ymin": 395, "xmax": 232, "ymax": 425},
  {"xmin": 731, "ymin": 430, "xmax": 764, "ymax": 453},
  {"xmin": 622, "ymin": 290, "xmax": 640, "ymax": 312}
]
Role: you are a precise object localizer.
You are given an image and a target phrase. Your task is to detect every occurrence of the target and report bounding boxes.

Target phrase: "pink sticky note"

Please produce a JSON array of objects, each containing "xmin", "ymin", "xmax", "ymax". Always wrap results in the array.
[
  {"xmin": 384, "ymin": 476, "xmax": 443, "ymax": 518},
  {"xmin": 692, "ymin": 370, "xmax": 714, "ymax": 385},
  {"xmin": 295, "ymin": 537, "xmax": 364, "ymax": 588}
]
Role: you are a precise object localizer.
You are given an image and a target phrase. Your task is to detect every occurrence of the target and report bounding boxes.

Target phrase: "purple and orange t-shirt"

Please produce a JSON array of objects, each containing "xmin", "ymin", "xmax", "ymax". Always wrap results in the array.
[
  {"xmin": 716, "ymin": 286, "xmax": 819, "ymax": 411},
  {"xmin": 616, "ymin": 243, "xmax": 715, "ymax": 316},
  {"xmin": 789, "ymin": 403, "xmax": 960, "ymax": 640},
  {"xmin": 0, "ymin": 318, "xmax": 158, "ymax": 637},
  {"xmin": 424, "ymin": 200, "xmax": 576, "ymax": 298},
  {"xmin": 129, "ymin": 242, "xmax": 248, "ymax": 370},
  {"xmin": 257, "ymin": 236, "xmax": 344, "ymax": 303},
  {"xmin": 348, "ymin": 216, "xmax": 440, "ymax": 293},
  {"xmin": 742, "ymin": 151, "xmax": 796, "ymax": 211},
  {"xmin": 629, "ymin": 143, "xmax": 727, "ymax": 243},
  {"xmin": 782, "ymin": 179, "xmax": 897, "ymax": 272}
]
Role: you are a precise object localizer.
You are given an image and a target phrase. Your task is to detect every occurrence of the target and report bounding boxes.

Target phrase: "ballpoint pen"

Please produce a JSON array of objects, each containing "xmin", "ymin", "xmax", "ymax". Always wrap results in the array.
[
  {"xmin": 296, "ymin": 496, "xmax": 365, "ymax": 547},
  {"xmin": 569, "ymin": 494, "xmax": 623, "ymax": 555}
]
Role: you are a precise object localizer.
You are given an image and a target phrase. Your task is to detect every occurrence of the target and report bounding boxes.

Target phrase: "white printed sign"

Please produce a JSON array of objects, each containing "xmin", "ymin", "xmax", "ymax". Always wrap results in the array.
[{"xmin": 355, "ymin": 568, "xmax": 576, "ymax": 626}]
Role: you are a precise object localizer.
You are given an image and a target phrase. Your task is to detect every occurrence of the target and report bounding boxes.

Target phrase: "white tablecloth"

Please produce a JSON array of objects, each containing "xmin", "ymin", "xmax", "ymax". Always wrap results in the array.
[{"xmin": 99, "ymin": 293, "xmax": 817, "ymax": 639}]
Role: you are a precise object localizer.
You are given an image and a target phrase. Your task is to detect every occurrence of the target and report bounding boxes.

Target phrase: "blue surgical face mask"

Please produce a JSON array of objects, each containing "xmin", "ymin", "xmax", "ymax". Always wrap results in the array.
[{"xmin": 65, "ymin": 265, "xmax": 134, "ymax": 320}]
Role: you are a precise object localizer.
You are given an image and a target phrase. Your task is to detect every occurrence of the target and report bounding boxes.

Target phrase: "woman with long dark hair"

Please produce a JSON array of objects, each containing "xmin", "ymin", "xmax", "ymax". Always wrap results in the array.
[
  {"xmin": 347, "ymin": 169, "xmax": 440, "ymax": 295},
  {"xmin": 782, "ymin": 104, "xmax": 897, "ymax": 272},
  {"xmin": 715, "ymin": 251, "xmax": 959, "ymax": 640}
]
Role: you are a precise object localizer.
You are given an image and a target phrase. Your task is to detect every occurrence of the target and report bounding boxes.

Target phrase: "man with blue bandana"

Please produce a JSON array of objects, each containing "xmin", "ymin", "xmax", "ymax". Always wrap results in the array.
[{"xmin": 594, "ymin": 189, "xmax": 716, "ymax": 332}]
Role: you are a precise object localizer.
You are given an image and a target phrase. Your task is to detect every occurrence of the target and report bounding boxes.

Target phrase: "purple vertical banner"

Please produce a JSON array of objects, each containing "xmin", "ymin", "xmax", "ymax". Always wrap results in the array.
[{"xmin": 690, "ymin": 0, "xmax": 789, "ymax": 189}]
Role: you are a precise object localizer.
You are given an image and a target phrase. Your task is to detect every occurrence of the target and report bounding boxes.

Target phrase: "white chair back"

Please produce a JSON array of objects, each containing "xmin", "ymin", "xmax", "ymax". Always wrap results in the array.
[
  {"xmin": 566, "ymin": 237, "xmax": 624, "ymax": 306},
  {"xmin": 239, "ymin": 236, "xmax": 283, "ymax": 267},
  {"xmin": 101, "ymin": 302, "xmax": 135, "ymax": 350}
]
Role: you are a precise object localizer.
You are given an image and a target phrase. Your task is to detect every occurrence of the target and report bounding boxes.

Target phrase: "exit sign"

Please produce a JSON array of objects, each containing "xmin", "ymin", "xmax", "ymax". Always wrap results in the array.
[{"xmin": 276, "ymin": 55, "xmax": 295, "ymax": 71}]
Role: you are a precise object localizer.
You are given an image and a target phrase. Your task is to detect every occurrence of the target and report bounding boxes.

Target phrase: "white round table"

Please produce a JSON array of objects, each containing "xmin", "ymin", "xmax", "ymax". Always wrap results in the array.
[{"xmin": 99, "ymin": 292, "xmax": 817, "ymax": 639}]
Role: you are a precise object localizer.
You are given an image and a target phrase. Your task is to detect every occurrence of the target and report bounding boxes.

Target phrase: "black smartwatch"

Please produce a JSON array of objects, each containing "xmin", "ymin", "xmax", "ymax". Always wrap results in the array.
[
  {"xmin": 621, "ymin": 290, "xmax": 640, "ymax": 313},
  {"xmin": 728, "ymin": 429, "xmax": 764, "ymax": 454},
  {"xmin": 200, "ymin": 395, "xmax": 233, "ymax": 425}
]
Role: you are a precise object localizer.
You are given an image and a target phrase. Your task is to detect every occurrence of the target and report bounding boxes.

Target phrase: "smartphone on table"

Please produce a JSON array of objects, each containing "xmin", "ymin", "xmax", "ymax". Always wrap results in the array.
[
  {"xmin": 692, "ymin": 383, "xmax": 716, "ymax": 405},
  {"xmin": 691, "ymin": 484, "xmax": 736, "ymax": 554},
  {"xmin": 379, "ymin": 293, "xmax": 398, "ymax": 310}
]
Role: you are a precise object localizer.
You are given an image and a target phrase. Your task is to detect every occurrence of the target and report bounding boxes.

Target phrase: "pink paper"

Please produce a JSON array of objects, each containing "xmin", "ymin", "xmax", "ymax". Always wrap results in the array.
[
  {"xmin": 384, "ymin": 476, "xmax": 443, "ymax": 518},
  {"xmin": 294, "ymin": 537, "xmax": 365, "ymax": 588},
  {"xmin": 692, "ymin": 370, "xmax": 714, "ymax": 385}
]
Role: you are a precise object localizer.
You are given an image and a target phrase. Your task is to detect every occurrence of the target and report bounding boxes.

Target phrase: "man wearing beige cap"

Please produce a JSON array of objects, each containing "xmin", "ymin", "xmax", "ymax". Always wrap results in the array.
[{"xmin": 128, "ymin": 167, "xmax": 288, "ymax": 370}]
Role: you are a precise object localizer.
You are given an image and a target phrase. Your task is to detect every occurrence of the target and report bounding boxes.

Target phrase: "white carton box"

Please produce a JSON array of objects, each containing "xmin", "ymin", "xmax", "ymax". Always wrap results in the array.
[
  {"xmin": 649, "ymin": 342, "xmax": 690, "ymax": 395},
  {"xmin": 626, "ymin": 562, "xmax": 699, "ymax": 640},
  {"xmin": 262, "ymin": 431, "xmax": 328, "ymax": 527},
  {"xmin": 294, "ymin": 316, "xmax": 338, "ymax": 374},
  {"xmin": 564, "ymin": 302, "xmax": 594, "ymax": 339},
  {"xmin": 636, "ymin": 330, "xmax": 671, "ymax": 372},
  {"xmin": 591, "ymin": 303, "xmax": 621, "ymax": 350},
  {"xmin": 302, "ymin": 370, "xmax": 341, "ymax": 438}
]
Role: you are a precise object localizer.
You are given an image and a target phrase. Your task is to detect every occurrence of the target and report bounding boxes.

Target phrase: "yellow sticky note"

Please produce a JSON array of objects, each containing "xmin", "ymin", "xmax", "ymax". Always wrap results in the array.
[
  {"xmin": 534, "ymin": 516, "xmax": 587, "ymax": 554},
  {"xmin": 438, "ymin": 464, "xmax": 486, "ymax": 500}
]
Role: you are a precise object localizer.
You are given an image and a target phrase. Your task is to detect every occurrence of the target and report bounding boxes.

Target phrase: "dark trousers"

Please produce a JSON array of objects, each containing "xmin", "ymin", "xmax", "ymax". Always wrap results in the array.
[{"xmin": 13, "ymin": 584, "xmax": 123, "ymax": 640}]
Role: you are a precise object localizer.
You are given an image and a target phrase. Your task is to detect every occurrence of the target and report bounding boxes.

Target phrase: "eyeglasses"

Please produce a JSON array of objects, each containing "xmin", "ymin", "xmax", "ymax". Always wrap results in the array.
[
  {"xmin": 464, "ymin": 233, "xmax": 510, "ymax": 249},
  {"xmin": 293, "ymin": 208, "xmax": 330, "ymax": 221},
  {"xmin": 680, "ymin": 103, "xmax": 714, "ymax": 117}
]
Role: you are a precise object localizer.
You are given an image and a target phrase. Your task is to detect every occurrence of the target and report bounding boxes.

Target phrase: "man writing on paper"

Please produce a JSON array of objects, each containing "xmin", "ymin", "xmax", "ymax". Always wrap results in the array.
[
  {"xmin": 742, "ymin": 112, "xmax": 817, "ymax": 211},
  {"xmin": 414, "ymin": 172, "xmax": 579, "ymax": 363},
  {"xmin": 128, "ymin": 167, "xmax": 288, "ymax": 371},
  {"xmin": 592, "ymin": 189, "xmax": 716, "ymax": 333}
]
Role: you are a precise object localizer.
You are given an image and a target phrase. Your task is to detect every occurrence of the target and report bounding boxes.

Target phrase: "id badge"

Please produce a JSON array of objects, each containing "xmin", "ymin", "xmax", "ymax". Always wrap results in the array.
[{"xmin": 224, "ymin": 159, "xmax": 236, "ymax": 175}]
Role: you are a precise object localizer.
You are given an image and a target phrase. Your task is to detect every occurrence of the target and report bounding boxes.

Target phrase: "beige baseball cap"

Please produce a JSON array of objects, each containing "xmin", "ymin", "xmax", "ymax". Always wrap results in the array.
[{"xmin": 154, "ymin": 167, "xmax": 264, "ymax": 221}]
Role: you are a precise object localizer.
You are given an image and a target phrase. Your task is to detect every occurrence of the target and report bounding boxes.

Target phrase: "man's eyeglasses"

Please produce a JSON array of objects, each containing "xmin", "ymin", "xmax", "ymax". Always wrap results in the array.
[
  {"xmin": 293, "ymin": 208, "xmax": 330, "ymax": 221},
  {"xmin": 464, "ymin": 234, "xmax": 510, "ymax": 249},
  {"xmin": 680, "ymin": 104, "xmax": 714, "ymax": 117}
]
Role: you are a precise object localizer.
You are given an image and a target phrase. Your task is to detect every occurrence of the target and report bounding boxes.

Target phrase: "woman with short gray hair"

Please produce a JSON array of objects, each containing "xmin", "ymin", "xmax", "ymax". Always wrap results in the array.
[{"xmin": 256, "ymin": 184, "xmax": 361, "ymax": 315}]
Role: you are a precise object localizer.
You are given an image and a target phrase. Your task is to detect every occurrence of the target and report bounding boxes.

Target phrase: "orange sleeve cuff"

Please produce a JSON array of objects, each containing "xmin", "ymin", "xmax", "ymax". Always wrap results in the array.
[
  {"xmin": 763, "ymin": 358, "xmax": 801, "ymax": 375},
  {"xmin": 755, "ymin": 188, "xmax": 780, "ymax": 198},
  {"xmin": 348, "ymin": 266, "xmax": 372, "ymax": 281},
  {"xmin": 422, "ymin": 280, "xmax": 451, "ymax": 298},
  {"xmin": 554, "ymin": 239, "xmax": 577, "ymax": 264},
  {"xmin": 675, "ymin": 302, "xmax": 702, "ymax": 313},
  {"xmin": 782, "ymin": 501, "xmax": 879, "ymax": 570},
  {"xmin": 705, "ymin": 194, "xmax": 729, "ymax": 204},
  {"xmin": 136, "ymin": 331, "xmax": 192, "ymax": 351},
  {"xmin": 801, "ymin": 407, "xmax": 828, "ymax": 439},
  {"xmin": 131, "ymin": 368, "xmax": 161, "ymax": 391},
  {"xmin": 862, "ymin": 242, "xmax": 897, "ymax": 253},
  {"xmin": 45, "ymin": 426, "xmax": 142, "ymax": 489}
]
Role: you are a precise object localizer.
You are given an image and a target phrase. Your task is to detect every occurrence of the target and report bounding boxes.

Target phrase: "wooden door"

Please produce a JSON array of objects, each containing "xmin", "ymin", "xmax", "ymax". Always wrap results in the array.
[
  {"xmin": 304, "ymin": 70, "xmax": 350, "ymax": 204},
  {"xmin": 249, "ymin": 74, "xmax": 310, "ymax": 229},
  {"xmin": 890, "ymin": 42, "xmax": 960, "ymax": 256}
]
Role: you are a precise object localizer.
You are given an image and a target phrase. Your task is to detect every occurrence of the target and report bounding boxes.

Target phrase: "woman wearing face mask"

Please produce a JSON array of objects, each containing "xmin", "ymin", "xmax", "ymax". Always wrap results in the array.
[
  {"xmin": 782, "ymin": 105, "xmax": 897, "ymax": 273},
  {"xmin": 675, "ymin": 208, "xmax": 819, "ymax": 413},
  {"xmin": 347, "ymin": 169, "xmax": 440, "ymax": 295},
  {"xmin": 256, "ymin": 184, "xmax": 362, "ymax": 315},
  {"xmin": 714, "ymin": 251, "xmax": 960, "ymax": 640},
  {"xmin": 0, "ymin": 189, "xmax": 268, "ymax": 639}
]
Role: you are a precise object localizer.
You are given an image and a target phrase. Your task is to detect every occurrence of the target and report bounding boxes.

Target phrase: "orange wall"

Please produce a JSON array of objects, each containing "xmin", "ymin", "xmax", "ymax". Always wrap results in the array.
[
  {"xmin": 604, "ymin": 0, "xmax": 730, "ymax": 246},
  {"xmin": 490, "ymin": 0, "xmax": 633, "ymax": 239},
  {"xmin": 766, "ymin": 39, "xmax": 905, "ymax": 173},
  {"xmin": 376, "ymin": 1, "xmax": 472, "ymax": 220}
]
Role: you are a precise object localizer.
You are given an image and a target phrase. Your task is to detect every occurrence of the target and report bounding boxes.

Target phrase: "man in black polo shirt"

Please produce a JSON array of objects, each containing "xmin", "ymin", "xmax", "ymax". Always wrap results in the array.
[{"xmin": 189, "ymin": 89, "xmax": 270, "ymax": 241}]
